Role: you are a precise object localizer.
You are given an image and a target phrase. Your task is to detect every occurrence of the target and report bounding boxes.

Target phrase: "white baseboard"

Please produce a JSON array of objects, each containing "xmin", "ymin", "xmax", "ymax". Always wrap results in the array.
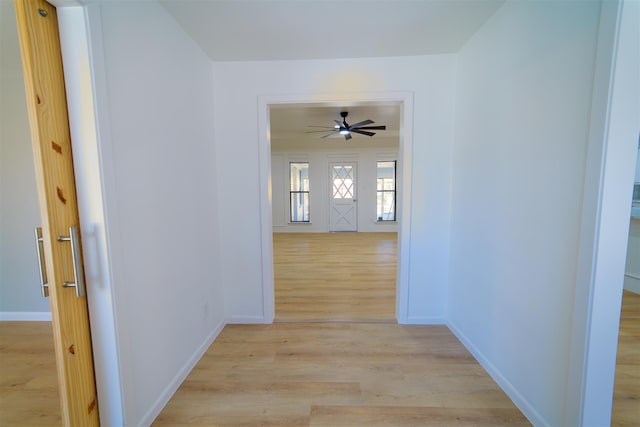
[
  {"xmin": 139, "ymin": 318, "xmax": 226, "ymax": 426},
  {"xmin": 403, "ymin": 316, "xmax": 446, "ymax": 325},
  {"xmin": 446, "ymin": 320, "xmax": 547, "ymax": 427},
  {"xmin": 0, "ymin": 312, "xmax": 52, "ymax": 321},
  {"xmin": 227, "ymin": 315, "xmax": 270, "ymax": 324}
]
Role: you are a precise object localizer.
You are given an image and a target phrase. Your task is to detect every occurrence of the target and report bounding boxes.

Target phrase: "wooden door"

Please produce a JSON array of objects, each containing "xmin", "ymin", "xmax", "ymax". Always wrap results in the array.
[
  {"xmin": 13, "ymin": 0, "xmax": 100, "ymax": 425},
  {"xmin": 329, "ymin": 162, "xmax": 357, "ymax": 231}
]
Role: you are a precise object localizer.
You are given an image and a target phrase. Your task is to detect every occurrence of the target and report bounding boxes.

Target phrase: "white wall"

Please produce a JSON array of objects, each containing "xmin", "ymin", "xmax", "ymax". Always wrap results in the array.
[
  {"xmin": 0, "ymin": 0, "xmax": 51, "ymax": 318},
  {"xmin": 85, "ymin": 3, "xmax": 225, "ymax": 425},
  {"xmin": 213, "ymin": 55, "xmax": 456, "ymax": 323},
  {"xmin": 272, "ymin": 147, "xmax": 399, "ymax": 233},
  {"xmin": 448, "ymin": 1, "xmax": 602, "ymax": 425}
]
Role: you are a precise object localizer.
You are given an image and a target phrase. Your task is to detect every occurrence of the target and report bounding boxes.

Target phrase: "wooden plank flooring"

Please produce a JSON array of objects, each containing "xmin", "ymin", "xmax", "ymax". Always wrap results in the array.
[
  {"xmin": 153, "ymin": 323, "xmax": 530, "ymax": 426},
  {"xmin": 612, "ymin": 290, "xmax": 640, "ymax": 426},
  {"xmin": 0, "ymin": 321, "xmax": 61, "ymax": 426},
  {"xmin": 274, "ymin": 232, "xmax": 396, "ymax": 322},
  {"xmin": 1, "ymin": 237, "xmax": 637, "ymax": 426}
]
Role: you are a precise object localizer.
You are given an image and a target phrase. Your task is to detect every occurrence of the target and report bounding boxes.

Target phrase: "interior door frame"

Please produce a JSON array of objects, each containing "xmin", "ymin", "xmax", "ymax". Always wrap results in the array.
[
  {"xmin": 566, "ymin": 0, "xmax": 639, "ymax": 424},
  {"xmin": 328, "ymin": 161, "xmax": 358, "ymax": 232},
  {"xmin": 258, "ymin": 93, "xmax": 414, "ymax": 324}
]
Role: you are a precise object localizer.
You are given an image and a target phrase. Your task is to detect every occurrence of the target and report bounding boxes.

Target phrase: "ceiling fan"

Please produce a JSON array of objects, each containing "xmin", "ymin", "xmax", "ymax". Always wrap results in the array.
[{"xmin": 307, "ymin": 111, "xmax": 386, "ymax": 140}]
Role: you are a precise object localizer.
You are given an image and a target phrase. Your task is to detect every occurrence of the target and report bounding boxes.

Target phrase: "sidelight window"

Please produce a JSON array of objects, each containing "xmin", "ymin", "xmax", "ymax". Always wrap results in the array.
[
  {"xmin": 290, "ymin": 162, "xmax": 310, "ymax": 222},
  {"xmin": 377, "ymin": 161, "xmax": 396, "ymax": 221}
]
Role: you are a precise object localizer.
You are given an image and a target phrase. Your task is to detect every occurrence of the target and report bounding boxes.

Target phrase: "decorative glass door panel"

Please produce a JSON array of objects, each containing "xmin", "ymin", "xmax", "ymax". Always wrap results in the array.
[
  {"xmin": 329, "ymin": 163, "xmax": 357, "ymax": 231},
  {"xmin": 332, "ymin": 165, "xmax": 354, "ymax": 199}
]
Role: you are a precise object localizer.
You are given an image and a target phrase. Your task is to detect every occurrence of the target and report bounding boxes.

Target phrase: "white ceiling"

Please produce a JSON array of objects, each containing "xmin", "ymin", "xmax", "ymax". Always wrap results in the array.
[
  {"xmin": 159, "ymin": 0, "xmax": 505, "ymax": 61},
  {"xmin": 158, "ymin": 0, "xmax": 504, "ymax": 151}
]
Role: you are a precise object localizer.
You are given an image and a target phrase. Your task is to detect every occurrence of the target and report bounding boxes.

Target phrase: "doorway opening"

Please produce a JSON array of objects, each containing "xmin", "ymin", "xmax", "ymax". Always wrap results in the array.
[{"xmin": 257, "ymin": 94, "xmax": 414, "ymax": 323}]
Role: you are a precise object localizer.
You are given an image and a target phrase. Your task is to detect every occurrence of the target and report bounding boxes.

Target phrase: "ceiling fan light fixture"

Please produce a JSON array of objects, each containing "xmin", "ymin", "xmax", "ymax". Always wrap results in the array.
[{"xmin": 308, "ymin": 111, "xmax": 386, "ymax": 141}]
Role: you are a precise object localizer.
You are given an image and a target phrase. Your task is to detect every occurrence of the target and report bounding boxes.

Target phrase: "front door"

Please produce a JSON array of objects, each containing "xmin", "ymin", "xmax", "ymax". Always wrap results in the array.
[
  {"xmin": 14, "ymin": 0, "xmax": 100, "ymax": 425},
  {"xmin": 329, "ymin": 162, "xmax": 357, "ymax": 231}
]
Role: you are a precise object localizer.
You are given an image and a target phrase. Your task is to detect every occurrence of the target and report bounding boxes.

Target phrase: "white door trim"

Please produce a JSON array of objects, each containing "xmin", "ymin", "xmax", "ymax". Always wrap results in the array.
[
  {"xmin": 54, "ymin": 3, "xmax": 124, "ymax": 425},
  {"xmin": 566, "ymin": 0, "xmax": 638, "ymax": 425},
  {"xmin": 258, "ymin": 92, "xmax": 414, "ymax": 323}
]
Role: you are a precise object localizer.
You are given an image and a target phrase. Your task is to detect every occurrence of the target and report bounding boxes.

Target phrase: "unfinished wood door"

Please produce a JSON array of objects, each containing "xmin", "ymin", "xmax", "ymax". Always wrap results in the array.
[
  {"xmin": 329, "ymin": 162, "xmax": 357, "ymax": 231},
  {"xmin": 14, "ymin": 0, "xmax": 99, "ymax": 425}
]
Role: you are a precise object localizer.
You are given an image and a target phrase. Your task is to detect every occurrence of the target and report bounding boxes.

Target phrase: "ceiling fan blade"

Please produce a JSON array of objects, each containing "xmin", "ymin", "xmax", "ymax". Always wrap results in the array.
[
  {"xmin": 350, "ymin": 129, "xmax": 376, "ymax": 137},
  {"xmin": 306, "ymin": 129, "xmax": 337, "ymax": 133},
  {"xmin": 334, "ymin": 120, "xmax": 344, "ymax": 127},
  {"xmin": 347, "ymin": 119, "xmax": 374, "ymax": 128},
  {"xmin": 344, "ymin": 133, "xmax": 352, "ymax": 140},
  {"xmin": 351, "ymin": 125, "xmax": 386, "ymax": 130},
  {"xmin": 321, "ymin": 132, "xmax": 337, "ymax": 139}
]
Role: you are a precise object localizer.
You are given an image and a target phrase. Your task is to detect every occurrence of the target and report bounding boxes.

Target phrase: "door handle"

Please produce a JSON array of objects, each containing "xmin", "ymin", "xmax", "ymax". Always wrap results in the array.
[
  {"xmin": 57, "ymin": 226, "xmax": 86, "ymax": 298},
  {"xmin": 33, "ymin": 227, "xmax": 49, "ymax": 297}
]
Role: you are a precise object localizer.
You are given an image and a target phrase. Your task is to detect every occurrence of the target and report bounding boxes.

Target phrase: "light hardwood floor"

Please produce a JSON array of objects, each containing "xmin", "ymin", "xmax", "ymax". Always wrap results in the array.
[
  {"xmin": 0, "ymin": 321, "xmax": 61, "ymax": 426},
  {"xmin": 154, "ymin": 323, "xmax": 529, "ymax": 426},
  {"xmin": 1, "ymin": 234, "xmax": 638, "ymax": 425},
  {"xmin": 274, "ymin": 232, "xmax": 397, "ymax": 322},
  {"xmin": 612, "ymin": 290, "xmax": 640, "ymax": 426}
]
